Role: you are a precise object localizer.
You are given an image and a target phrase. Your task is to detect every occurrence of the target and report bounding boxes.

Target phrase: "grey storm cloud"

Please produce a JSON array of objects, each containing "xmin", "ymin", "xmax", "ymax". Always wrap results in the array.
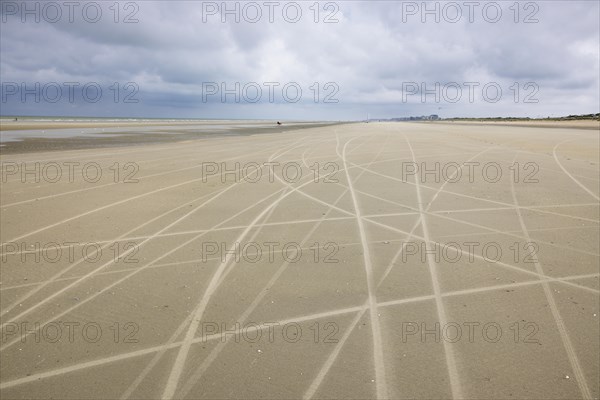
[{"xmin": 0, "ymin": 0, "xmax": 598, "ymax": 120}]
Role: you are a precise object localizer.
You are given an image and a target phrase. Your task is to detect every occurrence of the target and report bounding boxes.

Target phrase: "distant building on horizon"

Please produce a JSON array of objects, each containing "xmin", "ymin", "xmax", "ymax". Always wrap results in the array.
[{"xmin": 388, "ymin": 114, "xmax": 440, "ymax": 121}]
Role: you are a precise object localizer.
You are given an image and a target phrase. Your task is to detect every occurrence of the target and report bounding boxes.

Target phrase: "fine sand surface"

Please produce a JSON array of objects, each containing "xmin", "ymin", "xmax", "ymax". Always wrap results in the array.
[{"xmin": 0, "ymin": 122, "xmax": 598, "ymax": 399}]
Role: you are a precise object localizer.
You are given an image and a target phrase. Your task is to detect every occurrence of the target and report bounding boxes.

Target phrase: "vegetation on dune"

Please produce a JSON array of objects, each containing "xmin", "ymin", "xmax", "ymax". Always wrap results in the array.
[{"xmin": 444, "ymin": 113, "xmax": 600, "ymax": 122}]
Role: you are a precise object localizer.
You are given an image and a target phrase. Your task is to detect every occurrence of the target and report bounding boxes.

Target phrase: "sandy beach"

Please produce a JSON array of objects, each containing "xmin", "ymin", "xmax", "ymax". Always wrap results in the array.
[{"xmin": 0, "ymin": 121, "xmax": 598, "ymax": 399}]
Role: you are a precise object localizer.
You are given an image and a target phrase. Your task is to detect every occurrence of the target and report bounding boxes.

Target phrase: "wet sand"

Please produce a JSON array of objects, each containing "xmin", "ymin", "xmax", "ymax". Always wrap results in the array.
[
  {"xmin": 0, "ymin": 121, "xmax": 341, "ymax": 154},
  {"xmin": 0, "ymin": 121, "xmax": 598, "ymax": 399},
  {"xmin": 0, "ymin": 119, "xmax": 331, "ymax": 131}
]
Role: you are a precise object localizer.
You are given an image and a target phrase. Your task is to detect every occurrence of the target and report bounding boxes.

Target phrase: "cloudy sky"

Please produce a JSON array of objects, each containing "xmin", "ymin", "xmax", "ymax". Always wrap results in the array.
[{"xmin": 1, "ymin": 1, "xmax": 598, "ymax": 120}]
